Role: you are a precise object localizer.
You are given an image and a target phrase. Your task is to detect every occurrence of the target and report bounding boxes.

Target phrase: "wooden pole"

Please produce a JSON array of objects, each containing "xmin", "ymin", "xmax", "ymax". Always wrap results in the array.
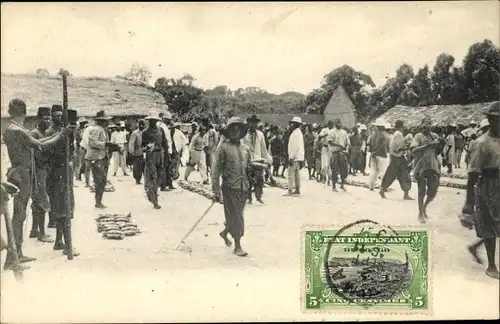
[{"xmin": 61, "ymin": 70, "xmax": 73, "ymax": 260}]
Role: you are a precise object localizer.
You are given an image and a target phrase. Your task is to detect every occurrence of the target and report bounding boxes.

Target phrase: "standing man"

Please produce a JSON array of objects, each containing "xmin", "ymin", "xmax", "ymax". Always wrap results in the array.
[
  {"xmin": 284, "ymin": 117, "xmax": 305, "ymax": 196},
  {"xmin": 318, "ymin": 122, "xmax": 333, "ymax": 185},
  {"xmin": 359, "ymin": 124, "xmax": 369, "ymax": 176},
  {"xmin": 79, "ymin": 119, "xmax": 93, "ymax": 187},
  {"xmin": 242, "ymin": 115, "xmax": 272, "ymax": 204},
  {"xmin": 86, "ymin": 111, "xmax": 114, "ymax": 208},
  {"xmin": 158, "ymin": 112, "xmax": 174, "ymax": 191},
  {"xmin": 313, "ymin": 125, "xmax": 323, "ymax": 183},
  {"xmin": 111, "ymin": 121, "xmax": 129, "ymax": 176},
  {"xmin": 29, "ymin": 107, "xmax": 53, "ymax": 242},
  {"xmin": 461, "ymin": 102, "xmax": 499, "ymax": 279},
  {"xmin": 328, "ymin": 118, "xmax": 350, "ymax": 192},
  {"xmin": 46, "ymin": 107, "xmax": 79, "ymax": 256},
  {"xmin": 368, "ymin": 119, "xmax": 390, "ymax": 191},
  {"xmin": 304, "ymin": 124, "xmax": 316, "ymax": 180},
  {"xmin": 171, "ymin": 122, "xmax": 188, "ymax": 181},
  {"xmin": 212, "ymin": 117, "xmax": 251, "ymax": 257},
  {"xmin": 129, "ymin": 119, "xmax": 146, "ymax": 185},
  {"xmin": 184, "ymin": 125, "xmax": 209, "ymax": 184},
  {"xmin": 349, "ymin": 126, "xmax": 364, "ymax": 175},
  {"xmin": 142, "ymin": 112, "xmax": 169, "ymax": 209},
  {"xmin": 379, "ymin": 120, "xmax": 413, "ymax": 200},
  {"xmin": 74, "ymin": 117, "xmax": 88, "ymax": 180},
  {"xmin": 410, "ymin": 117, "xmax": 442, "ymax": 224},
  {"xmin": 204, "ymin": 119, "xmax": 219, "ymax": 175},
  {"xmin": 3, "ymin": 99, "xmax": 68, "ymax": 269},
  {"xmin": 442, "ymin": 125, "xmax": 456, "ymax": 174}
]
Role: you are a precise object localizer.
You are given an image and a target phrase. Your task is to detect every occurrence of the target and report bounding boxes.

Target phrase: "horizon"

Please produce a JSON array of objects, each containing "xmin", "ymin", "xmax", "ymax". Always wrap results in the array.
[{"xmin": 2, "ymin": 2, "xmax": 499, "ymax": 95}]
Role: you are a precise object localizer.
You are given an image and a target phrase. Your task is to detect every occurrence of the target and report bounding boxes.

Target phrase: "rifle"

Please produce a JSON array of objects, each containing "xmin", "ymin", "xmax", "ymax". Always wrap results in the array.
[{"xmin": 61, "ymin": 70, "xmax": 74, "ymax": 260}]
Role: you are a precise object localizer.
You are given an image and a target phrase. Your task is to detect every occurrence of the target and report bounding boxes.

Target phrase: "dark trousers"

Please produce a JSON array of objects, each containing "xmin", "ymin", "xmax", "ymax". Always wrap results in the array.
[
  {"xmin": 161, "ymin": 152, "xmax": 172, "ymax": 189},
  {"xmin": 145, "ymin": 151, "xmax": 163, "ymax": 204},
  {"xmin": 222, "ymin": 187, "xmax": 246, "ymax": 239},
  {"xmin": 132, "ymin": 154, "xmax": 145, "ymax": 183},
  {"xmin": 415, "ymin": 170, "xmax": 440, "ymax": 199},
  {"xmin": 248, "ymin": 168, "xmax": 264, "ymax": 201},
  {"xmin": 381, "ymin": 155, "xmax": 411, "ymax": 192},
  {"xmin": 89, "ymin": 158, "xmax": 108, "ymax": 204}
]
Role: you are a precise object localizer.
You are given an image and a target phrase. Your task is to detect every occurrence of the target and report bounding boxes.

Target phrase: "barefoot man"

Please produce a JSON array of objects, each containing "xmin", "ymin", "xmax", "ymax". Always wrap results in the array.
[
  {"xmin": 212, "ymin": 117, "xmax": 251, "ymax": 257},
  {"xmin": 462, "ymin": 102, "xmax": 500, "ymax": 280},
  {"xmin": 410, "ymin": 117, "xmax": 441, "ymax": 224}
]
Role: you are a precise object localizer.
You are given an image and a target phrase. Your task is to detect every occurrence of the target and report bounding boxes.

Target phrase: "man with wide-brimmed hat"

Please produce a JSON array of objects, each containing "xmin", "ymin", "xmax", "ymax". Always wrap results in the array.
[
  {"xmin": 86, "ymin": 110, "xmax": 114, "ymax": 209},
  {"xmin": 29, "ymin": 107, "xmax": 53, "ymax": 243},
  {"xmin": 461, "ymin": 101, "xmax": 500, "ymax": 279},
  {"xmin": 212, "ymin": 117, "xmax": 251, "ymax": 257},
  {"xmin": 242, "ymin": 114, "xmax": 272, "ymax": 204},
  {"xmin": 410, "ymin": 116, "xmax": 442, "ymax": 224},
  {"xmin": 158, "ymin": 111, "xmax": 174, "ymax": 191},
  {"xmin": 284, "ymin": 116, "xmax": 305, "ymax": 196},
  {"xmin": 368, "ymin": 118, "xmax": 390, "ymax": 191},
  {"xmin": 128, "ymin": 119, "xmax": 146, "ymax": 185},
  {"xmin": 142, "ymin": 111, "xmax": 169, "ymax": 209}
]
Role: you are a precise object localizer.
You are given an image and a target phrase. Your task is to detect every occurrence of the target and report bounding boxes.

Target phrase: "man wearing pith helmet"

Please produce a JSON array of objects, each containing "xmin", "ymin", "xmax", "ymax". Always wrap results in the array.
[{"xmin": 212, "ymin": 117, "xmax": 251, "ymax": 257}]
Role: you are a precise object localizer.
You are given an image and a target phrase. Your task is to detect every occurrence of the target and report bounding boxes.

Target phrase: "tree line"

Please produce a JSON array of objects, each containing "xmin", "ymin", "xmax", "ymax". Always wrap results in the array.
[{"xmin": 123, "ymin": 38, "xmax": 499, "ymax": 122}]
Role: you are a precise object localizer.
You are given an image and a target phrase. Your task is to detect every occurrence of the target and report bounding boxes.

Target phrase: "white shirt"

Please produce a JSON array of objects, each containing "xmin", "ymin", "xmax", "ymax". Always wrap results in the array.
[
  {"xmin": 172, "ymin": 128, "xmax": 188, "ymax": 154},
  {"xmin": 242, "ymin": 130, "xmax": 272, "ymax": 163},
  {"xmin": 327, "ymin": 128, "xmax": 350, "ymax": 153},
  {"xmin": 157, "ymin": 121, "xmax": 173, "ymax": 154},
  {"xmin": 288, "ymin": 128, "xmax": 305, "ymax": 161},
  {"xmin": 111, "ymin": 131, "xmax": 127, "ymax": 148},
  {"xmin": 80, "ymin": 126, "xmax": 92, "ymax": 150}
]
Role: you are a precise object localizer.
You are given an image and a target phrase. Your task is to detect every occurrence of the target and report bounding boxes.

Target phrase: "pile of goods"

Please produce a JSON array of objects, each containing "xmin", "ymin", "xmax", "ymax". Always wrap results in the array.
[
  {"xmin": 177, "ymin": 180, "xmax": 223, "ymax": 203},
  {"xmin": 90, "ymin": 181, "xmax": 116, "ymax": 193},
  {"xmin": 440, "ymin": 172, "xmax": 467, "ymax": 180},
  {"xmin": 273, "ymin": 177, "xmax": 394, "ymax": 192},
  {"xmin": 95, "ymin": 213, "xmax": 141, "ymax": 240}
]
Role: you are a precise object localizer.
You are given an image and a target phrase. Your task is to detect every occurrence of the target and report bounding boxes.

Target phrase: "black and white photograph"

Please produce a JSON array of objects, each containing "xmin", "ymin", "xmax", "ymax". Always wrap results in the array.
[{"xmin": 1, "ymin": 2, "xmax": 499, "ymax": 322}]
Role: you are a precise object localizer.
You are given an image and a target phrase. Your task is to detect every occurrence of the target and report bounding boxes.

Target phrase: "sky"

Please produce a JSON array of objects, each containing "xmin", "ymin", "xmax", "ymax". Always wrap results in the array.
[{"xmin": 1, "ymin": 2, "xmax": 499, "ymax": 94}]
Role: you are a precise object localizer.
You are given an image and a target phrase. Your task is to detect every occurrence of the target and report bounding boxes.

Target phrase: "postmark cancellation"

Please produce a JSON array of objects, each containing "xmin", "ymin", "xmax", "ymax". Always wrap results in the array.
[{"xmin": 302, "ymin": 221, "xmax": 432, "ymax": 314}]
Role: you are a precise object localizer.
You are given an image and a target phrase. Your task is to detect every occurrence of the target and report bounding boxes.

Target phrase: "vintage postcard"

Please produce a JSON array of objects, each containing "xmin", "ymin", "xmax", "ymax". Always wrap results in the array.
[
  {"xmin": 302, "ymin": 223, "xmax": 431, "ymax": 314},
  {"xmin": 1, "ymin": 1, "xmax": 499, "ymax": 323}
]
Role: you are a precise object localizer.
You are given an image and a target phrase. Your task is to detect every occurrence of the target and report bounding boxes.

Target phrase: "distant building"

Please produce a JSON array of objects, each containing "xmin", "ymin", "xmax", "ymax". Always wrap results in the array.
[{"xmin": 323, "ymin": 86, "xmax": 356, "ymax": 128}]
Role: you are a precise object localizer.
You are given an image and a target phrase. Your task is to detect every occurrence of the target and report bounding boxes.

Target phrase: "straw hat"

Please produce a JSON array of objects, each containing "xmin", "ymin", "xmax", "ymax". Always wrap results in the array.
[
  {"xmin": 479, "ymin": 118, "xmax": 490, "ymax": 129},
  {"xmin": 247, "ymin": 114, "xmax": 260, "ymax": 124},
  {"xmin": 162, "ymin": 112, "xmax": 172, "ymax": 120},
  {"xmin": 145, "ymin": 111, "xmax": 162, "ymax": 121},
  {"xmin": 290, "ymin": 116, "xmax": 303, "ymax": 125},
  {"xmin": 385, "ymin": 122, "xmax": 392, "ymax": 130},
  {"xmin": 119, "ymin": 121, "xmax": 126, "ymax": 127},
  {"xmin": 469, "ymin": 120, "xmax": 477, "ymax": 125},
  {"xmin": 372, "ymin": 118, "xmax": 386, "ymax": 127},
  {"xmin": 93, "ymin": 110, "xmax": 112, "ymax": 120},
  {"xmin": 77, "ymin": 117, "xmax": 88, "ymax": 124},
  {"xmin": 358, "ymin": 124, "xmax": 367, "ymax": 131},
  {"xmin": 223, "ymin": 117, "xmax": 247, "ymax": 140}
]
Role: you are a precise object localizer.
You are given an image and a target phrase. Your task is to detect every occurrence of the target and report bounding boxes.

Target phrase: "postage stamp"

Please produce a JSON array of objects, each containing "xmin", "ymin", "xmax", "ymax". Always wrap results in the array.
[{"xmin": 302, "ymin": 220, "xmax": 431, "ymax": 314}]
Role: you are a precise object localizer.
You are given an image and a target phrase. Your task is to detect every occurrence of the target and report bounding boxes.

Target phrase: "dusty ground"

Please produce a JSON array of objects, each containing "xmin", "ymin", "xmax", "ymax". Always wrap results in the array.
[{"xmin": 1, "ymin": 150, "xmax": 499, "ymax": 322}]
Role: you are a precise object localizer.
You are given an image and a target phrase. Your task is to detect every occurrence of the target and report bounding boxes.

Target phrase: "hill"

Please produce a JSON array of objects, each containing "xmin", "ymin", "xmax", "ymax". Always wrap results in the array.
[{"xmin": 1, "ymin": 73, "xmax": 166, "ymax": 117}]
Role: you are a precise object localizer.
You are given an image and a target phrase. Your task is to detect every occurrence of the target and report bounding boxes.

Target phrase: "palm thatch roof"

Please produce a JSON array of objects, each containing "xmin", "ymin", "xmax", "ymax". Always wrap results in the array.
[
  {"xmin": 376, "ymin": 102, "xmax": 497, "ymax": 127},
  {"xmin": 1, "ymin": 73, "xmax": 166, "ymax": 117}
]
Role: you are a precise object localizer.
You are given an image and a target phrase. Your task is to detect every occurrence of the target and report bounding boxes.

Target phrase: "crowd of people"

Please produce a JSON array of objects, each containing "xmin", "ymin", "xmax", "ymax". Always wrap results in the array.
[{"xmin": 1, "ymin": 97, "xmax": 498, "ymax": 277}]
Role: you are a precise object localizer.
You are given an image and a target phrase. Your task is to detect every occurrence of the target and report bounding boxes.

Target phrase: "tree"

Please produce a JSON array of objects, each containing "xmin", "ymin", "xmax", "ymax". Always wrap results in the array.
[
  {"xmin": 400, "ymin": 65, "xmax": 432, "ymax": 106},
  {"xmin": 430, "ymin": 53, "xmax": 456, "ymax": 104},
  {"xmin": 36, "ymin": 68, "xmax": 49, "ymax": 76},
  {"xmin": 154, "ymin": 75, "xmax": 204, "ymax": 115},
  {"xmin": 462, "ymin": 39, "xmax": 500, "ymax": 103},
  {"xmin": 125, "ymin": 63, "xmax": 152, "ymax": 83}
]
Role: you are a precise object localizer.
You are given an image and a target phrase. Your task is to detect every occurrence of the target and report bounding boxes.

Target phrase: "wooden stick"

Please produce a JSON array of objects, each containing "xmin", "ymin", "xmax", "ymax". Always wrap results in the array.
[{"xmin": 61, "ymin": 70, "xmax": 73, "ymax": 260}]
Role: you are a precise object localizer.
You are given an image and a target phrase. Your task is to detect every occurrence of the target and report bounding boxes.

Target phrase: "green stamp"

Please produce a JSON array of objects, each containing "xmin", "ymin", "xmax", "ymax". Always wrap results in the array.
[{"xmin": 303, "ymin": 221, "xmax": 430, "ymax": 313}]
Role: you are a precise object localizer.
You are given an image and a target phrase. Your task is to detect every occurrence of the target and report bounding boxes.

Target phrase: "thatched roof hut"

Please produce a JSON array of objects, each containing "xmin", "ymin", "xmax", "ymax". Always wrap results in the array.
[
  {"xmin": 375, "ymin": 102, "xmax": 497, "ymax": 128},
  {"xmin": 1, "ymin": 73, "xmax": 166, "ymax": 117}
]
